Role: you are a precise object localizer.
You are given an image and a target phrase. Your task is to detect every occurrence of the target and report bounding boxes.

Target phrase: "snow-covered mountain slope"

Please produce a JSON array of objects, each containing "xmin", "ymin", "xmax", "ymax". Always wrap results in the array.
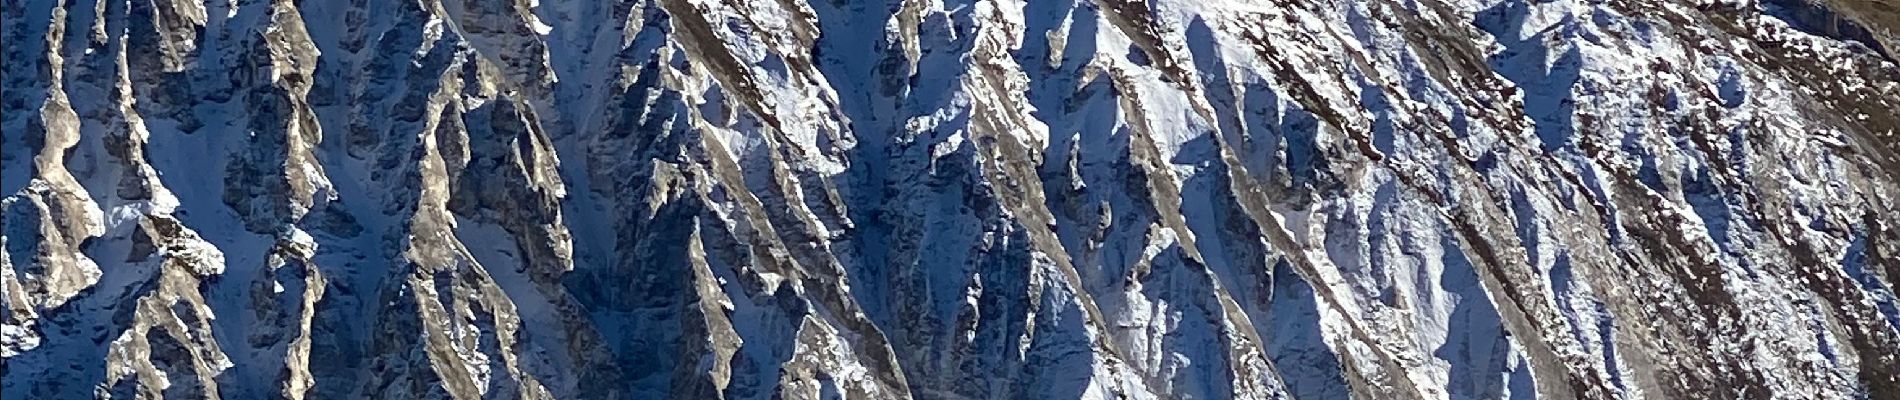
[{"xmin": 3, "ymin": 0, "xmax": 1898, "ymax": 398}]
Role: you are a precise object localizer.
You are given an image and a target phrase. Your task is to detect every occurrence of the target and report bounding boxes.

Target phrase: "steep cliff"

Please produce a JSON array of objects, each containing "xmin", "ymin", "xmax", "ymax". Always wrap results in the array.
[{"xmin": 3, "ymin": 0, "xmax": 1898, "ymax": 398}]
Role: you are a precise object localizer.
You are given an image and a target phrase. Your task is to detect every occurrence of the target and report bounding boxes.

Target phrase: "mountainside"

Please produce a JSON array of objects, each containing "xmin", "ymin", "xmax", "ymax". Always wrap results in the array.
[{"xmin": 3, "ymin": 0, "xmax": 1900, "ymax": 398}]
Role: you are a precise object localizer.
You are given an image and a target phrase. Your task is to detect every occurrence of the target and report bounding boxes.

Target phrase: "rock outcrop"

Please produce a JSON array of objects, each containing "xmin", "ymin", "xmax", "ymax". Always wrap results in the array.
[{"xmin": 4, "ymin": 0, "xmax": 1899, "ymax": 398}]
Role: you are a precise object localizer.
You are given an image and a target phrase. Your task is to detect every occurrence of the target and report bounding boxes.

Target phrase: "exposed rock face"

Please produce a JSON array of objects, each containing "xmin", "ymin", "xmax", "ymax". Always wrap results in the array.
[{"xmin": 3, "ymin": 0, "xmax": 1899, "ymax": 398}]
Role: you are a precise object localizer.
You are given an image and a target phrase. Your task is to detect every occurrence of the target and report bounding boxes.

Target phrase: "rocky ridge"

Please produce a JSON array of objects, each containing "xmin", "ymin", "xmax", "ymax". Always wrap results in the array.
[{"xmin": 3, "ymin": 0, "xmax": 1899, "ymax": 398}]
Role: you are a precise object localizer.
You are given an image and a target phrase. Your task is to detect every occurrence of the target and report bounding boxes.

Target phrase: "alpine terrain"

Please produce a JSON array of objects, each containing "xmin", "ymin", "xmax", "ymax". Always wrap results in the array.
[{"xmin": 3, "ymin": 0, "xmax": 1899, "ymax": 398}]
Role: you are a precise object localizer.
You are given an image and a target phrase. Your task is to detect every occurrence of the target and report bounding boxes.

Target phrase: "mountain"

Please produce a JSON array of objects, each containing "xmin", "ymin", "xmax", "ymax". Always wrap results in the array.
[{"xmin": 3, "ymin": 0, "xmax": 1898, "ymax": 398}]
